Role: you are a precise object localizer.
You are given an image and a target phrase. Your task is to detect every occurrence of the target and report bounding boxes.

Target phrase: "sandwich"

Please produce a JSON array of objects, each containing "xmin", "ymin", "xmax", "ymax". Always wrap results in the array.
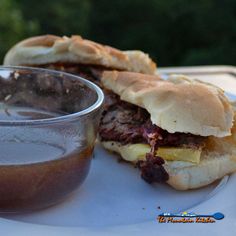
[
  {"xmin": 3, "ymin": 35, "xmax": 156, "ymax": 86},
  {"xmin": 98, "ymin": 71, "xmax": 236, "ymax": 190}
]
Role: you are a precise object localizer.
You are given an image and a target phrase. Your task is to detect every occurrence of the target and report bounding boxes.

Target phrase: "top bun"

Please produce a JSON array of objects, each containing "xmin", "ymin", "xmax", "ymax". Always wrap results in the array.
[
  {"xmin": 3, "ymin": 35, "xmax": 156, "ymax": 75},
  {"xmin": 102, "ymin": 71, "xmax": 234, "ymax": 137}
]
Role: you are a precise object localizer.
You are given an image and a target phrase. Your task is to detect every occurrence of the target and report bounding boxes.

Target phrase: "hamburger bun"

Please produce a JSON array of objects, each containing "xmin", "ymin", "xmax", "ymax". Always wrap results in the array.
[
  {"xmin": 101, "ymin": 71, "xmax": 234, "ymax": 137},
  {"xmin": 101, "ymin": 129, "xmax": 236, "ymax": 190},
  {"xmin": 3, "ymin": 35, "xmax": 156, "ymax": 75}
]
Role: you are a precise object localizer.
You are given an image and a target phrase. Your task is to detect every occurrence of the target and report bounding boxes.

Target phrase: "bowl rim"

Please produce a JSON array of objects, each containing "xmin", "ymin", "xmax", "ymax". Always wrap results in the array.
[{"xmin": 0, "ymin": 66, "xmax": 104, "ymax": 126}]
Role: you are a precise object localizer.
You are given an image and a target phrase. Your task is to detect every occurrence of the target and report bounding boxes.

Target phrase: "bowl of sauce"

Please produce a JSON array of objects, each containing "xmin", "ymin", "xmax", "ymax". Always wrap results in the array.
[{"xmin": 0, "ymin": 66, "xmax": 104, "ymax": 212}]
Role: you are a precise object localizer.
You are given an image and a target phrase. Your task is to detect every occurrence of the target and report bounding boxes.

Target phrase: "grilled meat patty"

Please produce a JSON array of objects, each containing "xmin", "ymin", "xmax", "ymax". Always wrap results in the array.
[
  {"xmin": 99, "ymin": 93, "xmax": 206, "ymax": 148},
  {"xmin": 40, "ymin": 63, "xmax": 105, "ymax": 86}
]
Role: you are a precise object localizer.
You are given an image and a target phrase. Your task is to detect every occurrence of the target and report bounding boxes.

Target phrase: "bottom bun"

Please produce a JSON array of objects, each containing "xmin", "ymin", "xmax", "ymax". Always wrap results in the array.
[
  {"xmin": 101, "ymin": 129, "xmax": 236, "ymax": 190},
  {"xmin": 165, "ymin": 152, "xmax": 236, "ymax": 190}
]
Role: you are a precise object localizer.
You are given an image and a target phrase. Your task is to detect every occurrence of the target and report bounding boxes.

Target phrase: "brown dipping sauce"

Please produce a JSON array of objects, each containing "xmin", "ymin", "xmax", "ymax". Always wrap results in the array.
[{"xmin": 0, "ymin": 105, "xmax": 92, "ymax": 212}]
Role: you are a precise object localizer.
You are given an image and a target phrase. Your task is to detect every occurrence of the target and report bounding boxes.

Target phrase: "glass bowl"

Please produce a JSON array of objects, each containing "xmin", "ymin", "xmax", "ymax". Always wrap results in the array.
[{"xmin": 0, "ymin": 66, "xmax": 104, "ymax": 212}]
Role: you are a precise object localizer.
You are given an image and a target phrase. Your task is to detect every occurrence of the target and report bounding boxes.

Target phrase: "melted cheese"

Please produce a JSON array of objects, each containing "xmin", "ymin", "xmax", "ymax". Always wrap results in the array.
[{"xmin": 103, "ymin": 142, "xmax": 201, "ymax": 164}]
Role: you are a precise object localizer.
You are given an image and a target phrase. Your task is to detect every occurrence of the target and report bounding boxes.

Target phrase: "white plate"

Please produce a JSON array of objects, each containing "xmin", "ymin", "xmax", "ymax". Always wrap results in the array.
[{"xmin": 0, "ymin": 66, "xmax": 236, "ymax": 236}]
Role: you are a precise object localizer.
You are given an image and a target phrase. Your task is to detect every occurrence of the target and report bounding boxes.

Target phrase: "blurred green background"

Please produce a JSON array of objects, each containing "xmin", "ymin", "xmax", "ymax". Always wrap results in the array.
[{"xmin": 1, "ymin": 0, "xmax": 236, "ymax": 66}]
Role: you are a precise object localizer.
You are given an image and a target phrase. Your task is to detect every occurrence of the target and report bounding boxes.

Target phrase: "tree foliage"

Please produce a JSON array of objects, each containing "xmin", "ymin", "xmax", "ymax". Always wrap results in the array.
[
  {"xmin": 0, "ymin": 0, "xmax": 235, "ymax": 66},
  {"xmin": 0, "ymin": 0, "xmax": 38, "ymax": 60}
]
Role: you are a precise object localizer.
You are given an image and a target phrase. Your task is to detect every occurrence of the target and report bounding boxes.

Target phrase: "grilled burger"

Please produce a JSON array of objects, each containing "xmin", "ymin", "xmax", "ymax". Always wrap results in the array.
[
  {"xmin": 3, "ymin": 35, "xmax": 156, "ymax": 86},
  {"xmin": 99, "ymin": 71, "xmax": 236, "ymax": 190}
]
